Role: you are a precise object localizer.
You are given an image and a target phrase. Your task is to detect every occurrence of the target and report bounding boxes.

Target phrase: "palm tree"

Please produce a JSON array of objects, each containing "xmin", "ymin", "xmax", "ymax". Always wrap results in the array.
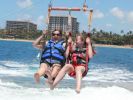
[
  {"xmin": 92, "ymin": 28, "xmax": 97, "ymax": 34},
  {"xmin": 120, "ymin": 30, "xmax": 124, "ymax": 35}
]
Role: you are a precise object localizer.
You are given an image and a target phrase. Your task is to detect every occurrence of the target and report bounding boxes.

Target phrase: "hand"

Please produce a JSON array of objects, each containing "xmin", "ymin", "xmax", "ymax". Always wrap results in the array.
[
  {"xmin": 68, "ymin": 37, "xmax": 72, "ymax": 44},
  {"xmin": 42, "ymin": 30, "xmax": 48, "ymax": 35},
  {"xmin": 86, "ymin": 37, "xmax": 91, "ymax": 44},
  {"xmin": 65, "ymin": 32, "xmax": 71, "ymax": 37}
]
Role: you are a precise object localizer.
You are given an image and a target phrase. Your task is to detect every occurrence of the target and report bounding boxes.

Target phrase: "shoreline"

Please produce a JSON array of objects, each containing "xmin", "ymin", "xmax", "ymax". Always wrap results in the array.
[
  {"xmin": 0, "ymin": 38, "xmax": 33, "ymax": 42},
  {"xmin": 0, "ymin": 38, "xmax": 133, "ymax": 49},
  {"xmin": 94, "ymin": 44, "xmax": 133, "ymax": 49}
]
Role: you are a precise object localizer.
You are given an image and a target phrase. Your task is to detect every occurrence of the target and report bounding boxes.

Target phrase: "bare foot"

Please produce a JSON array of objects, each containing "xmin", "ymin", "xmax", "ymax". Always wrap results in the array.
[
  {"xmin": 34, "ymin": 73, "xmax": 40, "ymax": 83},
  {"xmin": 76, "ymin": 89, "xmax": 80, "ymax": 94},
  {"xmin": 45, "ymin": 79, "xmax": 54, "ymax": 90},
  {"xmin": 48, "ymin": 80, "xmax": 54, "ymax": 90},
  {"xmin": 50, "ymin": 85, "xmax": 54, "ymax": 90},
  {"xmin": 48, "ymin": 78, "xmax": 54, "ymax": 90}
]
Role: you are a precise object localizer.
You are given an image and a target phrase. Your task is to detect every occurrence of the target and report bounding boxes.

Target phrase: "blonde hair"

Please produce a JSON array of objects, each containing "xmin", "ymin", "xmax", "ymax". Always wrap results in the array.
[{"xmin": 75, "ymin": 34, "xmax": 86, "ymax": 47}]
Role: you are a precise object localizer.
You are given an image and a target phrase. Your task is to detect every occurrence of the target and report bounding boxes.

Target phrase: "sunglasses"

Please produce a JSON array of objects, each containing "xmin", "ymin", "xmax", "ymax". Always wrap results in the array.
[{"xmin": 52, "ymin": 33, "xmax": 61, "ymax": 36}]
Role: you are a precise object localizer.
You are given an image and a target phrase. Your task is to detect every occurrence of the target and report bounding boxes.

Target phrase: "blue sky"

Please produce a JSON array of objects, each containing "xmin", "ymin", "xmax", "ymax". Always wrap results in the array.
[{"xmin": 0, "ymin": 0, "xmax": 133, "ymax": 34}]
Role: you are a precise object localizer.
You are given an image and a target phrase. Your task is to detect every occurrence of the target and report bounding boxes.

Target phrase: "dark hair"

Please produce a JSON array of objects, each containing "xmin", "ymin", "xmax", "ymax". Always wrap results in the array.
[{"xmin": 52, "ymin": 29, "xmax": 62, "ymax": 35}]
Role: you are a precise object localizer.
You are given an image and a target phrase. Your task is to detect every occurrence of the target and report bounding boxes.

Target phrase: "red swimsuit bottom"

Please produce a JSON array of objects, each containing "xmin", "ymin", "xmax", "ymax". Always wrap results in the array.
[{"xmin": 68, "ymin": 64, "xmax": 88, "ymax": 78}]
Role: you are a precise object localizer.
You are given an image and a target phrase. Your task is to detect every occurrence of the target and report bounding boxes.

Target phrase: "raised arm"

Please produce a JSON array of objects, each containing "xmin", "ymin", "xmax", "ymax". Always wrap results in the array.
[
  {"xmin": 65, "ymin": 36, "xmax": 73, "ymax": 58},
  {"xmin": 32, "ymin": 30, "xmax": 48, "ymax": 50},
  {"xmin": 86, "ymin": 37, "xmax": 93, "ymax": 59}
]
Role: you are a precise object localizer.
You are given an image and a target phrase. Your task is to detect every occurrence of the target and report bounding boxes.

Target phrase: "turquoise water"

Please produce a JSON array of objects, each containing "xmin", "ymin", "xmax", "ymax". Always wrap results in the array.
[
  {"xmin": 0, "ymin": 40, "xmax": 133, "ymax": 100},
  {"xmin": 91, "ymin": 47, "xmax": 133, "ymax": 71}
]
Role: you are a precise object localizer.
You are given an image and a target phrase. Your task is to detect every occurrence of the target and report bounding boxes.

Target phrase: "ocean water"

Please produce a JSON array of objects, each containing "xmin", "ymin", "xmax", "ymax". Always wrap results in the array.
[{"xmin": 0, "ymin": 40, "xmax": 133, "ymax": 100}]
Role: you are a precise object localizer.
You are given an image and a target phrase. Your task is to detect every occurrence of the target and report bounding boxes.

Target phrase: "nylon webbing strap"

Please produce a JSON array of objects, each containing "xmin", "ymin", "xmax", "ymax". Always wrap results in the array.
[{"xmin": 85, "ymin": 43, "xmax": 89, "ymax": 71}]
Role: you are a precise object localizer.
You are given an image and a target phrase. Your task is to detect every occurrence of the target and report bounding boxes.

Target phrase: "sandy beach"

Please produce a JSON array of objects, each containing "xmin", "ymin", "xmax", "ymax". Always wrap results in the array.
[
  {"xmin": 94, "ymin": 44, "xmax": 133, "ymax": 49},
  {"xmin": 0, "ymin": 38, "xmax": 34, "ymax": 42}
]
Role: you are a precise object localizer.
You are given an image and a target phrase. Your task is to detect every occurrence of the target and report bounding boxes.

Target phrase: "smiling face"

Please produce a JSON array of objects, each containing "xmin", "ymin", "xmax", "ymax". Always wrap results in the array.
[
  {"xmin": 52, "ymin": 30, "xmax": 62, "ymax": 41},
  {"xmin": 76, "ymin": 35, "xmax": 84, "ymax": 47}
]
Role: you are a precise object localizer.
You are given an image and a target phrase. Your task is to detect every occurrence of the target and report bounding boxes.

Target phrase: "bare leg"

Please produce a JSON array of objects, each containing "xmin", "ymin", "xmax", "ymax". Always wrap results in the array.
[
  {"xmin": 34, "ymin": 63, "xmax": 48, "ymax": 83},
  {"xmin": 52, "ymin": 64, "xmax": 74, "ymax": 89},
  {"xmin": 45, "ymin": 69, "xmax": 53, "ymax": 83},
  {"xmin": 40, "ymin": 64, "xmax": 61, "ymax": 89},
  {"xmin": 45, "ymin": 69, "xmax": 54, "ymax": 89},
  {"xmin": 75, "ymin": 66, "xmax": 85, "ymax": 93},
  {"xmin": 51, "ymin": 64, "xmax": 61, "ymax": 79}
]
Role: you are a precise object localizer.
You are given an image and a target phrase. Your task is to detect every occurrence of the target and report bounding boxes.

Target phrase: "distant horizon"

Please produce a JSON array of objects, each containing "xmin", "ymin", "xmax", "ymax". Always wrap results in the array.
[{"xmin": 0, "ymin": 0, "xmax": 133, "ymax": 34}]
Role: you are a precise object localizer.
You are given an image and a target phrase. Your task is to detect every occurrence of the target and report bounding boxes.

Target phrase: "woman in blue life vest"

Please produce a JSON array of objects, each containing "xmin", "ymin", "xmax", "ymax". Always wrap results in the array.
[
  {"xmin": 33, "ymin": 29, "xmax": 71, "ymax": 87},
  {"xmin": 51, "ymin": 34, "xmax": 94, "ymax": 93}
]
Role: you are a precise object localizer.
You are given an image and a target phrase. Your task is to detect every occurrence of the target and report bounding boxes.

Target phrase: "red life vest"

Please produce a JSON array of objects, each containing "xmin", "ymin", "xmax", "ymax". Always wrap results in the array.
[
  {"xmin": 69, "ymin": 47, "xmax": 89, "ymax": 77},
  {"xmin": 71, "ymin": 53, "xmax": 84, "ymax": 66}
]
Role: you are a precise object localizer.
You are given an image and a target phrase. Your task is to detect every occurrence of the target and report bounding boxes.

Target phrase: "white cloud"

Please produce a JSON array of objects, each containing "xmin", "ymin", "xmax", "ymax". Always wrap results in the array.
[
  {"xmin": 93, "ymin": 10, "xmax": 104, "ymax": 19},
  {"xmin": 110, "ymin": 7, "xmax": 124, "ymax": 19},
  {"xmin": 17, "ymin": 0, "xmax": 32, "ymax": 8},
  {"xmin": 17, "ymin": 14, "xmax": 32, "ymax": 21},
  {"xmin": 106, "ymin": 24, "xmax": 112, "ymax": 27},
  {"xmin": 36, "ymin": 15, "xmax": 45, "ymax": 26},
  {"xmin": 17, "ymin": 15, "xmax": 45, "ymax": 29},
  {"xmin": 127, "ymin": 11, "xmax": 133, "ymax": 23}
]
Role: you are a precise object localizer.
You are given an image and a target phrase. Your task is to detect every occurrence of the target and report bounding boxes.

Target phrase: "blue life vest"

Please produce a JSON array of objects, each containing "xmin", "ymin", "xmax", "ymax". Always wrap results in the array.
[{"xmin": 41, "ymin": 39, "xmax": 66, "ymax": 65}]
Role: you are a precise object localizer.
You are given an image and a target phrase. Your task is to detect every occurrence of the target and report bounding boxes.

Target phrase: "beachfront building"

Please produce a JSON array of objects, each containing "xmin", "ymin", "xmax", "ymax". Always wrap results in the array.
[
  {"xmin": 0, "ymin": 29, "xmax": 6, "ymax": 34},
  {"xmin": 6, "ymin": 21, "xmax": 37, "ymax": 34},
  {"xmin": 48, "ymin": 16, "xmax": 79, "ymax": 34}
]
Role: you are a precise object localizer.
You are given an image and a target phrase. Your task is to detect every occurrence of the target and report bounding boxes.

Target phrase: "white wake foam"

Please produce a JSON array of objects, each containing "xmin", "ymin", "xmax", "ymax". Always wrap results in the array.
[
  {"xmin": 0, "ymin": 61, "xmax": 38, "ymax": 76},
  {"xmin": 0, "ymin": 84, "xmax": 133, "ymax": 100},
  {"xmin": 83, "ymin": 64, "xmax": 133, "ymax": 82},
  {"xmin": 0, "ymin": 61, "xmax": 133, "ymax": 100},
  {"xmin": 0, "ymin": 79, "xmax": 22, "ymax": 88}
]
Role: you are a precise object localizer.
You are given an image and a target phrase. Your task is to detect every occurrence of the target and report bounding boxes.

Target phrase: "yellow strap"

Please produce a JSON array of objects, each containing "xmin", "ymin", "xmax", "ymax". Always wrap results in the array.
[{"xmin": 88, "ymin": 10, "xmax": 93, "ymax": 31}]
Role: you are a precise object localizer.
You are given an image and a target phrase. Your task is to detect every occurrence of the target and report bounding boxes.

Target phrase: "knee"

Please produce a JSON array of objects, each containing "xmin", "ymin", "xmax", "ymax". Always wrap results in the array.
[
  {"xmin": 75, "ymin": 66, "xmax": 85, "ymax": 73},
  {"xmin": 40, "ymin": 63, "xmax": 48, "ymax": 69},
  {"xmin": 64, "ymin": 64, "xmax": 73, "ymax": 70}
]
